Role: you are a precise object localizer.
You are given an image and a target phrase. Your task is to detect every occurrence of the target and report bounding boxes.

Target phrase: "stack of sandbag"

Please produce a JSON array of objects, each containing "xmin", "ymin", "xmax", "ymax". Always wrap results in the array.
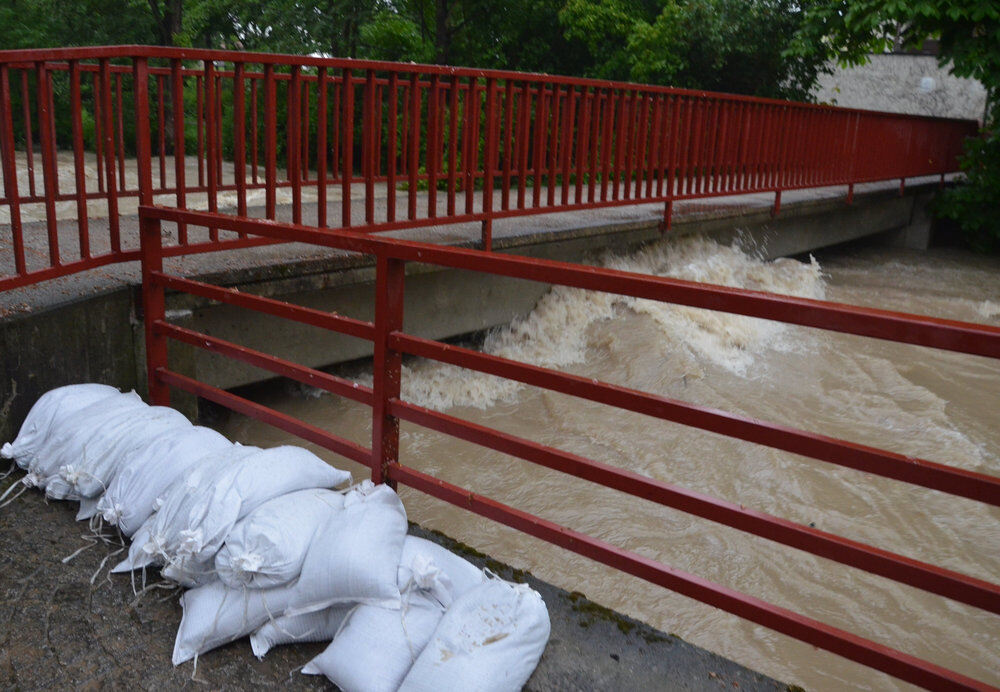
[
  {"xmin": 3, "ymin": 384, "xmax": 551, "ymax": 691},
  {"xmin": 172, "ymin": 481, "xmax": 409, "ymax": 664},
  {"xmin": 115, "ymin": 445, "xmax": 351, "ymax": 585}
]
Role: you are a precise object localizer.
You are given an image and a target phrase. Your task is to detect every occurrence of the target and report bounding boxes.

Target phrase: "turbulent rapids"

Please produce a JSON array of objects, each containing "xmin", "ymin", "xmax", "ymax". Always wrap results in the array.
[{"xmin": 225, "ymin": 236, "xmax": 1000, "ymax": 691}]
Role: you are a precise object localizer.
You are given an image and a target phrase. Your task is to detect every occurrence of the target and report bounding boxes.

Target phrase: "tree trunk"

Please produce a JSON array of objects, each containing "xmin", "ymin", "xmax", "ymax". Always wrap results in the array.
[{"xmin": 435, "ymin": 0, "xmax": 451, "ymax": 64}]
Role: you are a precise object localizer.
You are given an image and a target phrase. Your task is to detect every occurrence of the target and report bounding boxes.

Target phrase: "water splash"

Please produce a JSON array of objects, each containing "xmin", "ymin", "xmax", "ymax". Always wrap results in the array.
[{"xmin": 395, "ymin": 236, "xmax": 826, "ymax": 410}]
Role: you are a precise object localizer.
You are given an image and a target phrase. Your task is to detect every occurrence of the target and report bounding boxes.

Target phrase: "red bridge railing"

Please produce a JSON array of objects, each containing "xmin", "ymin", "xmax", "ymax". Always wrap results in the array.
[
  {"xmin": 0, "ymin": 45, "xmax": 979, "ymax": 291},
  {"xmin": 138, "ymin": 204, "xmax": 1000, "ymax": 691}
]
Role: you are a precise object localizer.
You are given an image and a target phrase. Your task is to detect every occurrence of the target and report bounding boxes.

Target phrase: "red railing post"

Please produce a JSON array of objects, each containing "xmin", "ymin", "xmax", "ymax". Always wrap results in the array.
[
  {"xmin": 134, "ymin": 58, "xmax": 168, "ymax": 406},
  {"xmin": 371, "ymin": 254, "xmax": 405, "ymax": 487},
  {"xmin": 140, "ymin": 213, "xmax": 169, "ymax": 406}
]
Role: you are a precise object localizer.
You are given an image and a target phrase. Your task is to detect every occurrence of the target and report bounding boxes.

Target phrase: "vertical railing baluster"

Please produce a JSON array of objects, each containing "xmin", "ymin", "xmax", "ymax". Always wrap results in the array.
[
  {"xmin": 264, "ymin": 65, "xmax": 277, "ymax": 220},
  {"xmin": 365, "ymin": 69, "xmax": 376, "ymax": 224},
  {"xmin": 250, "ymin": 77, "xmax": 259, "ymax": 185},
  {"xmin": 233, "ymin": 62, "xmax": 247, "ymax": 220},
  {"xmin": 427, "ymin": 74, "xmax": 439, "ymax": 218},
  {"xmin": 466, "ymin": 81, "xmax": 481, "ymax": 215},
  {"xmin": 408, "ymin": 73, "xmax": 419, "ymax": 220},
  {"xmin": 171, "ymin": 59, "xmax": 187, "ymax": 243},
  {"xmin": 204, "ymin": 61, "xmax": 218, "ymax": 239},
  {"xmin": 559, "ymin": 85, "xmax": 575, "ymax": 205},
  {"xmin": 612, "ymin": 90, "xmax": 625, "ymax": 201},
  {"xmin": 574, "ymin": 86, "xmax": 589, "ymax": 205},
  {"xmin": 716, "ymin": 99, "xmax": 730, "ymax": 193},
  {"xmin": 588, "ymin": 88, "xmax": 601, "ymax": 203},
  {"xmin": 99, "ymin": 59, "xmax": 120, "ymax": 252},
  {"xmin": 599, "ymin": 90, "xmax": 612, "ymax": 202},
  {"xmin": 93, "ymin": 71, "xmax": 104, "ymax": 194},
  {"xmin": 501, "ymin": 80, "xmax": 513, "ymax": 211},
  {"xmin": 36, "ymin": 62, "xmax": 59, "ymax": 265},
  {"xmin": 482, "ymin": 77, "xmax": 497, "ymax": 250},
  {"xmin": 533, "ymin": 84, "xmax": 548, "ymax": 208},
  {"xmin": 0, "ymin": 66, "xmax": 26, "ymax": 274},
  {"xmin": 375, "ymin": 82, "xmax": 384, "ymax": 189},
  {"xmin": 317, "ymin": 67, "xmax": 328, "ymax": 227},
  {"xmin": 115, "ymin": 72, "xmax": 125, "ymax": 191},
  {"xmin": 157, "ymin": 74, "xmax": 166, "ymax": 188},
  {"xmin": 516, "ymin": 81, "xmax": 530, "ymax": 210},
  {"xmin": 387, "ymin": 72, "xmax": 398, "ymax": 224},
  {"xmin": 664, "ymin": 95, "xmax": 681, "ymax": 229},
  {"xmin": 446, "ymin": 76, "xmax": 458, "ymax": 216},
  {"xmin": 288, "ymin": 66, "xmax": 302, "ymax": 225},
  {"xmin": 342, "ymin": 68, "xmax": 354, "ymax": 228},
  {"xmin": 215, "ymin": 73, "xmax": 223, "ymax": 188},
  {"xmin": 20, "ymin": 71, "xmax": 36, "ymax": 198},
  {"xmin": 69, "ymin": 60, "xmax": 90, "ymax": 258},
  {"xmin": 196, "ymin": 74, "xmax": 204, "ymax": 187},
  {"xmin": 302, "ymin": 75, "xmax": 310, "ymax": 182},
  {"xmin": 634, "ymin": 92, "xmax": 650, "ymax": 198}
]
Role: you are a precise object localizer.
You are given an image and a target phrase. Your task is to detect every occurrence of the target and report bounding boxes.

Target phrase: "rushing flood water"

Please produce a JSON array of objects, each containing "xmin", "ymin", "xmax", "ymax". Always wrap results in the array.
[{"xmin": 222, "ymin": 237, "xmax": 1000, "ymax": 690}]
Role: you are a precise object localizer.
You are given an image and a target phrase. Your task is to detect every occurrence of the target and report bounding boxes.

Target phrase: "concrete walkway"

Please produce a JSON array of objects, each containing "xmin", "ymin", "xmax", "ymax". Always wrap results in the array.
[{"xmin": 0, "ymin": 470, "xmax": 785, "ymax": 691}]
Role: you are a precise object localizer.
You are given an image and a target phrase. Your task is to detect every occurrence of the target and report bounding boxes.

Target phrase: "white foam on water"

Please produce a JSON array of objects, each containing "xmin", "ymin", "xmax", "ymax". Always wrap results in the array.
[{"xmin": 392, "ymin": 236, "xmax": 827, "ymax": 411}]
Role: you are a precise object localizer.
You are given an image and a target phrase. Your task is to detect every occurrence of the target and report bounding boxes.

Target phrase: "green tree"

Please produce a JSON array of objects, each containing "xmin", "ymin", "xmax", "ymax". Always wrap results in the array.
[
  {"xmin": 0, "ymin": 0, "xmax": 157, "ymax": 48},
  {"xmin": 789, "ymin": 0, "xmax": 1000, "ymax": 250},
  {"xmin": 558, "ymin": 0, "xmax": 830, "ymax": 100}
]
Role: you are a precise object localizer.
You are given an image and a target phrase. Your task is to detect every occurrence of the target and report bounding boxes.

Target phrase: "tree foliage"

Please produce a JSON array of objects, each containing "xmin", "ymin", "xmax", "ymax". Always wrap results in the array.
[
  {"xmin": 558, "ymin": 0, "xmax": 830, "ymax": 100},
  {"xmin": 789, "ymin": 0, "xmax": 1000, "ymax": 250},
  {"xmin": 0, "ymin": 0, "xmax": 830, "ymax": 100}
]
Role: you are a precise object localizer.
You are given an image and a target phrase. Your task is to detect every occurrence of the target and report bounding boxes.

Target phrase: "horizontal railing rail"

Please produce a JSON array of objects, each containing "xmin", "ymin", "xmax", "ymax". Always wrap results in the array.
[
  {"xmin": 138, "ymin": 204, "xmax": 999, "ymax": 691},
  {"xmin": 1, "ymin": 45, "xmax": 979, "ymax": 292}
]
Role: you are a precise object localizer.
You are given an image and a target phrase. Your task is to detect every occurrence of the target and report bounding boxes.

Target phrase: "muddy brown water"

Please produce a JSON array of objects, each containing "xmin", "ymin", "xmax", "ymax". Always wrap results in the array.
[{"xmin": 222, "ymin": 238, "xmax": 1000, "ymax": 691}]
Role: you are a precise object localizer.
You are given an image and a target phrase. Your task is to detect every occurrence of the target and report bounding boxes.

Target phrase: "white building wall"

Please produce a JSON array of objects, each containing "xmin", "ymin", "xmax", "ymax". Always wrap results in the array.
[{"xmin": 814, "ymin": 54, "xmax": 986, "ymax": 122}]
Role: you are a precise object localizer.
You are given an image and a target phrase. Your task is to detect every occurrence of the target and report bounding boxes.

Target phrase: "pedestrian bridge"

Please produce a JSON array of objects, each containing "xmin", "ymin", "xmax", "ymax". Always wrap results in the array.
[{"xmin": 1, "ymin": 46, "xmax": 997, "ymax": 691}]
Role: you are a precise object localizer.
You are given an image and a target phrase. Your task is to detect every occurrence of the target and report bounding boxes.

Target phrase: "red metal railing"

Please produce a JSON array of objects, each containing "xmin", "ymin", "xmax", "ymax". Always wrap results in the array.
[
  {"xmin": 138, "ymin": 204, "xmax": 1000, "ymax": 691},
  {"xmin": 0, "ymin": 45, "xmax": 979, "ymax": 291}
]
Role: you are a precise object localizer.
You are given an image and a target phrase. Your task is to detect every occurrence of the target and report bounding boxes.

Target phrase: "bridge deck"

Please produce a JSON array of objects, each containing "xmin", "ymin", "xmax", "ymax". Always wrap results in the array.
[{"xmin": 0, "ymin": 174, "xmax": 944, "ymax": 316}]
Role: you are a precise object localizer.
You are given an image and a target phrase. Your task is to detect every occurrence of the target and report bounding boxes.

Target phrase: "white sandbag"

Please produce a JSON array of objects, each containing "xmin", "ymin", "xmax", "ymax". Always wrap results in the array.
[
  {"xmin": 172, "ymin": 579, "xmax": 299, "ymax": 665},
  {"xmin": 215, "ymin": 488, "xmax": 345, "ymax": 589},
  {"xmin": 97, "ymin": 426, "xmax": 233, "ymax": 536},
  {"xmin": 27, "ymin": 391, "xmax": 147, "ymax": 489},
  {"xmin": 286, "ymin": 481, "xmax": 407, "ymax": 614},
  {"xmin": 249, "ymin": 606, "xmax": 351, "ymax": 658},
  {"xmin": 116, "ymin": 445, "xmax": 261, "ymax": 573},
  {"xmin": 76, "ymin": 496, "xmax": 101, "ymax": 521},
  {"xmin": 398, "ymin": 536, "xmax": 485, "ymax": 607},
  {"xmin": 301, "ymin": 536, "xmax": 482, "ymax": 691},
  {"xmin": 302, "ymin": 602, "xmax": 443, "ymax": 692},
  {"xmin": 57, "ymin": 405, "xmax": 191, "ymax": 501},
  {"xmin": 2, "ymin": 383, "xmax": 120, "ymax": 470},
  {"xmin": 398, "ymin": 579, "xmax": 551, "ymax": 692},
  {"xmin": 112, "ymin": 522, "xmax": 155, "ymax": 573},
  {"xmin": 161, "ymin": 447, "xmax": 352, "ymax": 587}
]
